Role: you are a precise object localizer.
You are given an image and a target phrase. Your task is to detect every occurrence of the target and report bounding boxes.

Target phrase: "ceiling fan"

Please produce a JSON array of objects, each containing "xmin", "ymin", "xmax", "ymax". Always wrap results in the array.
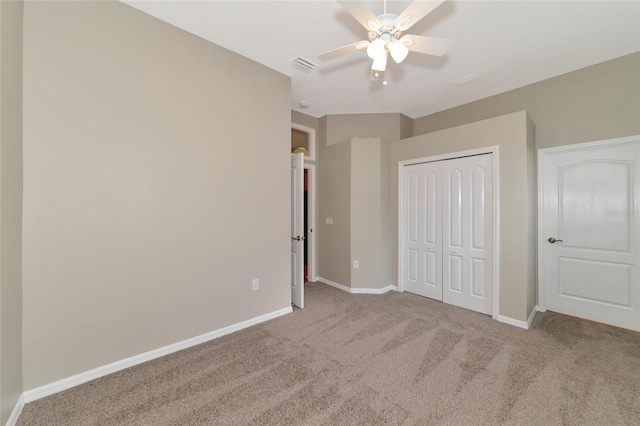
[{"xmin": 318, "ymin": 0, "xmax": 452, "ymax": 80}]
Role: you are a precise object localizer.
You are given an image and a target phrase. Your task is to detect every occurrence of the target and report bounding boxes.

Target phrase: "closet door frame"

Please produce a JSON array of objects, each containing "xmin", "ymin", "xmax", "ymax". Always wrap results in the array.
[{"xmin": 398, "ymin": 146, "xmax": 500, "ymax": 319}]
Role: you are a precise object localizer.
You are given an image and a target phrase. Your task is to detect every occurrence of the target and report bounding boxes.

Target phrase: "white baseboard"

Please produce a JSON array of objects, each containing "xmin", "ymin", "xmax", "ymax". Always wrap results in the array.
[
  {"xmin": 496, "ymin": 306, "xmax": 538, "ymax": 330},
  {"xmin": 317, "ymin": 277, "xmax": 351, "ymax": 292},
  {"xmin": 317, "ymin": 277, "xmax": 397, "ymax": 294},
  {"xmin": 526, "ymin": 306, "xmax": 538, "ymax": 328},
  {"xmin": 6, "ymin": 393, "xmax": 25, "ymax": 426},
  {"xmin": 351, "ymin": 285, "xmax": 399, "ymax": 294},
  {"xmin": 22, "ymin": 306, "xmax": 292, "ymax": 404}
]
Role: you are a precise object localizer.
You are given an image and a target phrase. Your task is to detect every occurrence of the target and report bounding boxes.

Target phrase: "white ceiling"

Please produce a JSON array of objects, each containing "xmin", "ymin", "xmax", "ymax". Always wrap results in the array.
[{"xmin": 123, "ymin": 1, "xmax": 640, "ymax": 119}]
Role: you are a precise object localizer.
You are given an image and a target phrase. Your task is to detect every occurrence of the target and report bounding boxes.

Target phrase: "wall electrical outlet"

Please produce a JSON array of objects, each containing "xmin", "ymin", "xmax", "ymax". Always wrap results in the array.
[
  {"xmin": 252, "ymin": 279, "xmax": 259, "ymax": 291},
  {"xmin": 353, "ymin": 261, "xmax": 359, "ymax": 269}
]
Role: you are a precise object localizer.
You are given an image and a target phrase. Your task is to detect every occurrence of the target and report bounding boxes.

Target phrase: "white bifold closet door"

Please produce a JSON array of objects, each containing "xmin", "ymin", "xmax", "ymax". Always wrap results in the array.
[{"xmin": 404, "ymin": 154, "xmax": 493, "ymax": 315}]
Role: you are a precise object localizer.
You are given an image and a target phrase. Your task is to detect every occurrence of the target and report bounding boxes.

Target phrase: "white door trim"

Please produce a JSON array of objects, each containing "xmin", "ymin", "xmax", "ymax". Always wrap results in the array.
[
  {"xmin": 291, "ymin": 123, "xmax": 316, "ymax": 162},
  {"xmin": 537, "ymin": 134, "xmax": 640, "ymax": 313},
  {"xmin": 304, "ymin": 163, "xmax": 317, "ymax": 282},
  {"xmin": 398, "ymin": 145, "xmax": 500, "ymax": 319}
]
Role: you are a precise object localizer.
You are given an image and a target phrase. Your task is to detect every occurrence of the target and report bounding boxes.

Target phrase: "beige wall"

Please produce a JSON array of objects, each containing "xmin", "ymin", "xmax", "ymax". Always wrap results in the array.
[
  {"xmin": 326, "ymin": 113, "xmax": 412, "ymax": 146},
  {"xmin": 319, "ymin": 135, "xmax": 393, "ymax": 290},
  {"xmin": 391, "ymin": 111, "xmax": 535, "ymax": 322},
  {"xmin": 351, "ymin": 138, "xmax": 390, "ymax": 289},
  {"xmin": 317, "ymin": 116, "xmax": 352, "ymax": 285},
  {"xmin": 526, "ymin": 115, "xmax": 537, "ymax": 315},
  {"xmin": 380, "ymin": 139, "xmax": 392, "ymax": 288},
  {"xmin": 22, "ymin": 1, "xmax": 291, "ymax": 390},
  {"xmin": 318, "ymin": 114, "xmax": 408, "ymax": 287},
  {"xmin": 399, "ymin": 114, "xmax": 413, "ymax": 140},
  {"xmin": 413, "ymin": 53, "xmax": 640, "ymax": 149},
  {"xmin": 0, "ymin": 0, "xmax": 24, "ymax": 422},
  {"xmin": 291, "ymin": 110, "xmax": 319, "ymax": 135},
  {"xmin": 351, "ymin": 138, "xmax": 379, "ymax": 288}
]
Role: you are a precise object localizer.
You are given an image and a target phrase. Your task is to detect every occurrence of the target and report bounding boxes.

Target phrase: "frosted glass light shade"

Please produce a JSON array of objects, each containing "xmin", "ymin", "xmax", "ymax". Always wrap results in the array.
[
  {"xmin": 389, "ymin": 41, "xmax": 409, "ymax": 63},
  {"xmin": 367, "ymin": 39, "xmax": 386, "ymax": 60}
]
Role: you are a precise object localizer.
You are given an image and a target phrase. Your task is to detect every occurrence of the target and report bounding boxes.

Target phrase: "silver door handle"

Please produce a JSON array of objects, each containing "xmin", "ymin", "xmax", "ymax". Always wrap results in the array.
[
  {"xmin": 291, "ymin": 236, "xmax": 305, "ymax": 241},
  {"xmin": 548, "ymin": 237, "xmax": 563, "ymax": 243}
]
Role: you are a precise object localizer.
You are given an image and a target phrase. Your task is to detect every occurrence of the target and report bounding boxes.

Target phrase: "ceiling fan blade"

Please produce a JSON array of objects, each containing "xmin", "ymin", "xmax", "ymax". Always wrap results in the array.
[
  {"xmin": 318, "ymin": 40, "xmax": 369, "ymax": 61},
  {"xmin": 337, "ymin": 0, "xmax": 381, "ymax": 32},
  {"xmin": 401, "ymin": 35, "xmax": 452, "ymax": 57},
  {"xmin": 394, "ymin": 0, "xmax": 446, "ymax": 32}
]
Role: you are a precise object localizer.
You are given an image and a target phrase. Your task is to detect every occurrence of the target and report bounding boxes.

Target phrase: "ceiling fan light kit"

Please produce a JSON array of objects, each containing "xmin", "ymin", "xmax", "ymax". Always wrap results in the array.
[{"xmin": 318, "ymin": 0, "xmax": 452, "ymax": 80}]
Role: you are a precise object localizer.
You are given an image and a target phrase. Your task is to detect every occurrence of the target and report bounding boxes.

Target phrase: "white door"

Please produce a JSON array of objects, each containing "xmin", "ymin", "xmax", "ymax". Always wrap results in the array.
[
  {"xmin": 291, "ymin": 153, "xmax": 304, "ymax": 309},
  {"xmin": 442, "ymin": 154, "xmax": 494, "ymax": 315},
  {"xmin": 404, "ymin": 161, "xmax": 443, "ymax": 300},
  {"xmin": 541, "ymin": 138, "xmax": 640, "ymax": 331},
  {"xmin": 402, "ymin": 153, "xmax": 494, "ymax": 315}
]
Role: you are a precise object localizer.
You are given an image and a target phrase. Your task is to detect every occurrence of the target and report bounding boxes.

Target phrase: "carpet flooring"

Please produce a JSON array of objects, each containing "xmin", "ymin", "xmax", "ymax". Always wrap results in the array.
[{"xmin": 17, "ymin": 282, "xmax": 640, "ymax": 425}]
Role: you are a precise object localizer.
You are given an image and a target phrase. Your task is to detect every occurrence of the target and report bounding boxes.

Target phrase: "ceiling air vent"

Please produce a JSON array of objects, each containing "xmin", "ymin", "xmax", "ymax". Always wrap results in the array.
[
  {"xmin": 453, "ymin": 74, "xmax": 478, "ymax": 85},
  {"xmin": 289, "ymin": 56, "xmax": 317, "ymax": 73}
]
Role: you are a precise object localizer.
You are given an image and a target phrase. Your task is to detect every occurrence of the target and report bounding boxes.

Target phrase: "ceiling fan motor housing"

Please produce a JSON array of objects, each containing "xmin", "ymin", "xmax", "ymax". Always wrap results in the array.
[
  {"xmin": 373, "ymin": 13, "xmax": 397, "ymax": 34},
  {"xmin": 369, "ymin": 14, "xmax": 404, "ymax": 46}
]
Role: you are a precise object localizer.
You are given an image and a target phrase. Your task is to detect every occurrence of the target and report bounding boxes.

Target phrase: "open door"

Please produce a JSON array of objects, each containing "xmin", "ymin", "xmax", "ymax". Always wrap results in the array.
[{"xmin": 291, "ymin": 153, "xmax": 304, "ymax": 308}]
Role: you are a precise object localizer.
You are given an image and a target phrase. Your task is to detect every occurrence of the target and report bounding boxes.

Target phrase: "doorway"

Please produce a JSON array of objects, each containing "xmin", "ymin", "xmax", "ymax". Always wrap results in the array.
[
  {"xmin": 303, "ymin": 164, "xmax": 316, "ymax": 283},
  {"xmin": 538, "ymin": 136, "xmax": 640, "ymax": 331},
  {"xmin": 291, "ymin": 123, "xmax": 317, "ymax": 308}
]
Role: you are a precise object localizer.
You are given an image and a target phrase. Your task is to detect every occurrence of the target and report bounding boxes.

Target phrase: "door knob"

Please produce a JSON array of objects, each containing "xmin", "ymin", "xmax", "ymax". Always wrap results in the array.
[
  {"xmin": 548, "ymin": 237, "xmax": 563, "ymax": 243},
  {"xmin": 291, "ymin": 236, "xmax": 301, "ymax": 241}
]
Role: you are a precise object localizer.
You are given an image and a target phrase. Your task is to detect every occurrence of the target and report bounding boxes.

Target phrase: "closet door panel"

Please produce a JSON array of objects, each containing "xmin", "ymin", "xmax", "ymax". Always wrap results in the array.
[
  {"xmin": 443, "ymin": 165, "xmax": 467, "ymax": 308},
  {"xmin": 471, "ymin": 166, "xmax": 486, "ymax": 250},
  {"xmin": 443, "ymin": 155, "xmax": 493, "ymax": 314},
  {"xmin": 467, "ymin": 156, "xmax": 493, "ymax": 314},
  {"xmin": 404, "ymin": 162, "xmax": 443, "ymax": 300}
]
